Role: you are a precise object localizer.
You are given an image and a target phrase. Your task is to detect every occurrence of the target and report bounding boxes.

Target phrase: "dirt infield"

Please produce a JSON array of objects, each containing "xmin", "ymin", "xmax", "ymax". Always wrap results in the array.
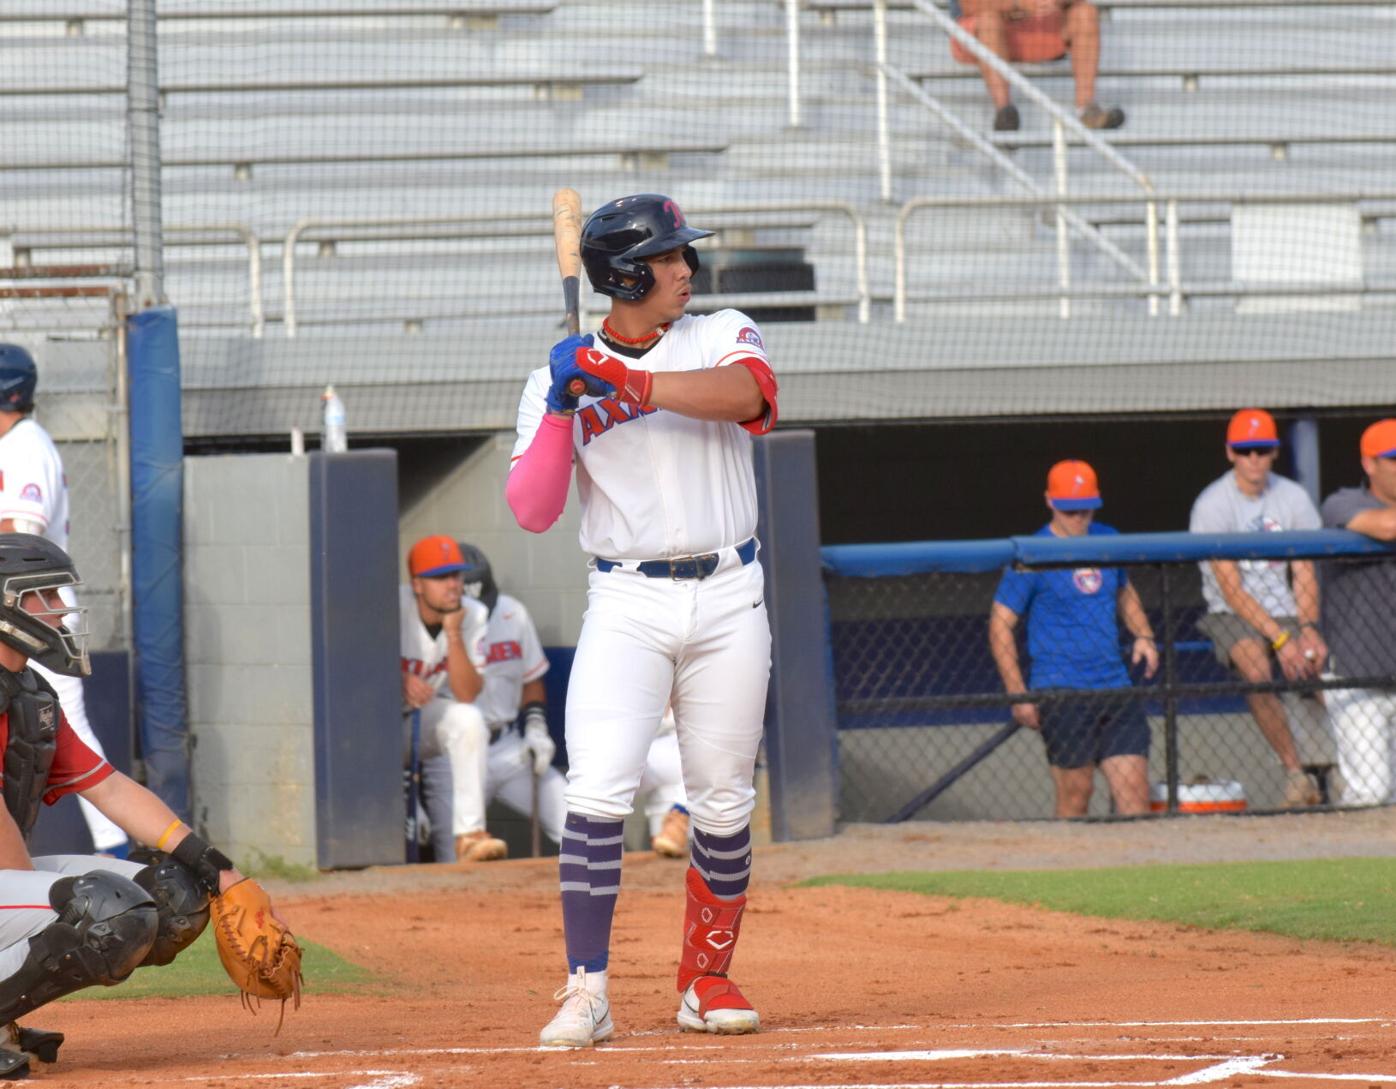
[{"xmin": 31, "ymin": 809, "xmax": 1396, "ymax": 1087}]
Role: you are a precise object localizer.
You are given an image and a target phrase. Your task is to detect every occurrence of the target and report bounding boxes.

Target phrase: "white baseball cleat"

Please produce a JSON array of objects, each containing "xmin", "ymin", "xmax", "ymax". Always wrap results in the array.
[
  {"xmin": 676, "ymin": 976, "xmax": 760, "ymax": 1035},
  {"xmin": 539, "ymin": 968, "xmax": 614, "ymax": 1048}
]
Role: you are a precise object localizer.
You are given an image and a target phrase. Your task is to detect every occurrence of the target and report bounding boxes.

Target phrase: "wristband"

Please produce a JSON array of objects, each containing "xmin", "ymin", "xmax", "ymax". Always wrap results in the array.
[
  {"xmin": 171, "ymin": 831, "xmax": 236, "ymax": 895},
  {"xmin": 154, "ymin": 818, "xmax": 184, "ymax": 852},
  {"xmin": 521, "ymin": 700, "xmax": 548, "ymax": 730},
  {"xmin": 1271, "ymin": 630, "xmax": 1291, "ymax": 652}
]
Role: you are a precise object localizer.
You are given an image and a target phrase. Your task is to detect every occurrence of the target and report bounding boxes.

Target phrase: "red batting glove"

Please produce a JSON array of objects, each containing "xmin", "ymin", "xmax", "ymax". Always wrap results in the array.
[{"xmin": 578, "ymin": 347, "xmax": 653, "ymax": 406}]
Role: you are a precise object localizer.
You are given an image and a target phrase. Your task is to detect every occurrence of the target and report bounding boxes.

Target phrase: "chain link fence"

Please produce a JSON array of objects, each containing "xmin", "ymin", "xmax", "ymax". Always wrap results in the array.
[{"xmin": 828, "ymin": 532, "xmax": 1396, "ymax": 822}]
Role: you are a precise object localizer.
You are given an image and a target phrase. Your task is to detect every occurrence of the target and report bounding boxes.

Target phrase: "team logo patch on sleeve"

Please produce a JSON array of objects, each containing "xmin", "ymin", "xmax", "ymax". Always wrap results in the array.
[
  {"xmin": 19, "ymin": 483, "xmax": 41, "ymax": 502},
  {"xmin": 736, "ymin": 327, "xmax": 763, "ymax": 349}
]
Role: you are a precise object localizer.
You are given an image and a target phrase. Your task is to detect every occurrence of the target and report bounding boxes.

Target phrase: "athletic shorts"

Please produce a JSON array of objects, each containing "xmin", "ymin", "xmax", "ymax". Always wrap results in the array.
[
  {"xmin": 1039, "ymin": 692, "xmax": 1150, "ymax": 769},
  {"xmin": 1197, "ymin": 612, "xmax": 1299, "ymax": 667}
]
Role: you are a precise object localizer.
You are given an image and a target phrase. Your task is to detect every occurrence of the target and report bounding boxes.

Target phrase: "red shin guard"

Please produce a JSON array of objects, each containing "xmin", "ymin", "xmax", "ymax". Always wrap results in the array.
[{"xmin": 678, "ymin": 867, "xmax": 747, "ymax": 994}]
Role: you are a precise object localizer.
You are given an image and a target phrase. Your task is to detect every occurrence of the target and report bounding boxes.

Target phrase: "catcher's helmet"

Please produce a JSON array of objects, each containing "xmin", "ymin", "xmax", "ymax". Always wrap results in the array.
[
  {"xmin": 581, "ymin": 194, "xmax": 714, "ymax": 302},
  {"xmin": 456, "ymin": 542, "xmax": 499, "ymax": 616},
  {"xmin": 0, "ymin": 344, "xmax": 38, "ymax": 414},
  {"xmin": 0, "ymin": 533, "xmax": 90, "ymax": 676}
]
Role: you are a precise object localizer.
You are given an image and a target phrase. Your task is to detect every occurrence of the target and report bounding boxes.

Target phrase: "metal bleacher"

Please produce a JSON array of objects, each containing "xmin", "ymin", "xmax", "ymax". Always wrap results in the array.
[{"xmin": 4, "ymin": 0, "xmax": 1396, "ymax": 434}]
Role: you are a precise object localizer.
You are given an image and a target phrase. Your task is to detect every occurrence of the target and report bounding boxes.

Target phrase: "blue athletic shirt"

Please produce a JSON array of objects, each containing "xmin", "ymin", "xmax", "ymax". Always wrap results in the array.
[{"xmin": 993, "ymin": 522, "xmax": 1132, "ymax": 690}]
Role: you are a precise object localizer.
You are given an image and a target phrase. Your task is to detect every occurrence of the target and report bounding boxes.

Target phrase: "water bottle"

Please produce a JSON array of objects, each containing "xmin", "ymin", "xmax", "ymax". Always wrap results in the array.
[{"xmin": 321, "ymin": 384, "xmax": 347, "ymax": 453}]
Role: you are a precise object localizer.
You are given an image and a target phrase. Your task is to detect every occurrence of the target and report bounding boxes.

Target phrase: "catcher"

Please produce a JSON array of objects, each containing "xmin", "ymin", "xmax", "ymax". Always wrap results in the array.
[{"xmin": 0, "ymin": 533, "xmax": 301, "ymax": 1079}]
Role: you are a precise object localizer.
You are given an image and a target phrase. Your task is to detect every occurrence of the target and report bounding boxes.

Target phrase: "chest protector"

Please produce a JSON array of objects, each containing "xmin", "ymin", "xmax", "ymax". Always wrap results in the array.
[{"xmin": 0, "ymin": 668, "xmax": 60, "ymax": 839}]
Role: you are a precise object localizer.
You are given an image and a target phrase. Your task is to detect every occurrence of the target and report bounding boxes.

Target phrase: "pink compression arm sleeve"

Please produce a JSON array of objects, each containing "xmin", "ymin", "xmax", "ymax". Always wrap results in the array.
[{"xmin": 506, "ymin": 412, "xmax": 575, "ymax": 533}]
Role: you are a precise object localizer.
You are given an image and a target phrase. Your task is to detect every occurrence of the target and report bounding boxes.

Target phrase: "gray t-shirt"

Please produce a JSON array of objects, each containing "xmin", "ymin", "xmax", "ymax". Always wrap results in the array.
[
  {"xmin": 1189, "ymin": 470, "xmax": 1320, "ymax": 616},
  {"xmin": 1320, "ymin": 486, "xmax": 1396, "ymax": 678}
]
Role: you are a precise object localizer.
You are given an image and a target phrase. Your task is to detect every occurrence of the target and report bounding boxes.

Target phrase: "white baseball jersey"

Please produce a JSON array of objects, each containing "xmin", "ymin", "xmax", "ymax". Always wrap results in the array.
[
  {"xmin": 398, "ymin": 586, "xmax": 489, "ymax": 707},
  {"xmin": 476, "ymin": 592, "xmax": 549, "ymax": 729},
  {"xmin": 0, "ymin": 417, "xmax": 70, "ymax": 549},
  {"xmin": 511, "ymin": 309, "xmax": 773, "ymax": 560}
]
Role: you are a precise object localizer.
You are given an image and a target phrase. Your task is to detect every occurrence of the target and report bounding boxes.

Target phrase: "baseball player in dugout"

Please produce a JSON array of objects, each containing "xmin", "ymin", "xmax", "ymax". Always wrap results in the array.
[
  {"xmin": 0, "ymin": 345, "xmax": 128, "ymax": 859},
  {"xmin": 1189, "ymin": 408, "xmax": 1326, "ymax": 807},
  {"xmin": 439, "ymin": 542, "xmax": 568, "ymax": 847},
  {"xmin": 506, "ymin": 193, "xmax": 778, "ymax": 1048},
  {"xmin": 399, "ymin": 535, "xmax": 509, "ymax": 862},
  {"xmin": 0, "ymin": 533, "xmax": 289, "ymax": 1080}
]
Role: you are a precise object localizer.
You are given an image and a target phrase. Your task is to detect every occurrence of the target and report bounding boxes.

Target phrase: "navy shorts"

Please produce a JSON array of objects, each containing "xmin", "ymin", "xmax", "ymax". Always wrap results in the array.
[{"xmin": 1039, "ymin": 692, "xmax": 1150, "ymax": 769}]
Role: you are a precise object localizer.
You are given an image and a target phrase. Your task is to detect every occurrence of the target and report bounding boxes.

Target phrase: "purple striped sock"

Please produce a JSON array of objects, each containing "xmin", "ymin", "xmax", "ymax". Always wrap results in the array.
[
  {"xmin": 559, "ymin": 812, "xmax": 625, "ymax": 973},
  {"xmin": 690, "ymin": 824, "xmax": 752, "ymax": 900}
]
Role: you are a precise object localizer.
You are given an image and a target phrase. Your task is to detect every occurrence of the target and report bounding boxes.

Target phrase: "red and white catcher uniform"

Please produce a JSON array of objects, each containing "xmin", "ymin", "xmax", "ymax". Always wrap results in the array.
[{"xmin": 0, "ymin": 419, "xmax": 125, "ymax": 852}]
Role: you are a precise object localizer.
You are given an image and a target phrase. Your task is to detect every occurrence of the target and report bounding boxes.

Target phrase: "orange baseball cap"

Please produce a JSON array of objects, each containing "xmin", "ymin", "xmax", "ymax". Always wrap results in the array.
[
  {"xmin": 1226, "ymin": 408, "xmax": 1279, "ymax": 449},
  {"xmin": 1360, "ymin": 418, "xmax": 1396, "ymax": 460},
  {"xmin": 1046, "ymin": 459, "xmax": 1102, "ymax": 510},
  {"xmin": 408, "ymin": 534, "xmax": 465, "ymax": 577}
]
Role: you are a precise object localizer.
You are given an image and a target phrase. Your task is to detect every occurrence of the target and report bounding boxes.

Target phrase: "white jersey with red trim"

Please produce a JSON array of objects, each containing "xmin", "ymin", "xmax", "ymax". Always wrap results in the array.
[
  {"xmin": 0, "ymin": 418, "xmax": 69, "ymax": 550},
  {"xmin": 511, "ymin": 308, "xmax": 776, "ymax": 560},
  {"xmin": 476, "ymin": 592, "xmax": 549, "ymax": 729},
  {"xmin": 398, "ymin": 585, "xmax": 489, "ymax": 706}
]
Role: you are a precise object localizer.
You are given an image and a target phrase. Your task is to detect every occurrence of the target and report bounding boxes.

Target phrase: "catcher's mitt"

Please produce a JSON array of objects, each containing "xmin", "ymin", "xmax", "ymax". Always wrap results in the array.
[{"xmin": 211, "ymin": 878, "xmax": 304, "ymax": 1031}]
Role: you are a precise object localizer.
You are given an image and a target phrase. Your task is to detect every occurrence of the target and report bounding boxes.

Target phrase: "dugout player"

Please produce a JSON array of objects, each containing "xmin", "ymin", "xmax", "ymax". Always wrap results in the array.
[
  {"xmin": 989, "ymin": 460, "xmax": 1159, "ymax": 818},
  {"xmin": 0, "ymin": 533, "xmax": 279, "ymax": 1079},
  {"xmin": 1189, "ymin": 408, "xmax": 1325, "ymax": 807},
  {"xmin": 506, "ymin": 193, "xmax": 777, "ymax": 1047},
  {"xmin": 0, "ymin": 344, "xmax": 128, "ymax": 857},
  {"xmin": 400, "ymin": 535, "xmax": 508, "ymax": 862}
]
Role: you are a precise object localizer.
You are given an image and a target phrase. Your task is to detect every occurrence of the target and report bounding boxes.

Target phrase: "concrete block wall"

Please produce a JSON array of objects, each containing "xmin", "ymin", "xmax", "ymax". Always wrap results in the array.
[{"xmin": 184, "ymin": 453, "xmax": 316, "ymax": 868}]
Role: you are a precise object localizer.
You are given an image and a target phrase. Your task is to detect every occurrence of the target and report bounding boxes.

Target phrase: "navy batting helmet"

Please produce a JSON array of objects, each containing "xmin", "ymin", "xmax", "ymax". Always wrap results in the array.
[
  {"xmin": 0, "ymin": 344, "xmax": 38, "ymax": 414},
  {"xmin": 580, "ymin": 194, "xmax": 714, "ymax": 302},
  {"xmin": 456, "ymin": 542, "xmax": 499, "ymax": 616}
]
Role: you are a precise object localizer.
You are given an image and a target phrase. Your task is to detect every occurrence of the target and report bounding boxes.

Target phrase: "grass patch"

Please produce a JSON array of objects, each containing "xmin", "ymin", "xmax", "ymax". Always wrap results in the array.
[
  {"xmin": 67, "ymin": 928, "xmax": 377, "ymax": 1001},
  {"xmin": 805, "ymin": 857, "xmax": 1396, "ymax": 946}
]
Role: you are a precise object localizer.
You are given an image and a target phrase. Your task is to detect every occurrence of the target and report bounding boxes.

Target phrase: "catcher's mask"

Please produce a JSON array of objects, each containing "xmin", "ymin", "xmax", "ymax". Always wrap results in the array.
[
  {"xmin": 0, "ymin": 533, "xmax": 90, "ymax": 677},
  {"xmin": 456, "ymin": 542, "xmax": 499, "ymax": 615},
  {"xmin": 581, "ymin": 194, "xmax": 714, "ymax": 302}
]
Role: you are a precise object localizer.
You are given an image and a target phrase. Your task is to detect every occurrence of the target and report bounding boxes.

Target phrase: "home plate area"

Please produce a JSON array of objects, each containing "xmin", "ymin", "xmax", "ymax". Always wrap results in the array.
[{"xmin": 248, "ymin": 1017, "xmax": 1396, "ymax": 1088}]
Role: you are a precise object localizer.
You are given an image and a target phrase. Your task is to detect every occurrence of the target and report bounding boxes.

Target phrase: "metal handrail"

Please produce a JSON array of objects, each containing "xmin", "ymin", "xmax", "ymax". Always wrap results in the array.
[
  {"xmin": 875, "ymin": 0, "xmax": 1161, "ymax": 317},
  {"xmin": 6, "ymin": 224, "xmax": 264, "ymax": 336},
  {"xmin": 282, "ymin": 203, "xmax": 870, "ymax": 336},
  {"xmin": 894, "ymin": 190, "xmax": 1393, "ymax": 319}
]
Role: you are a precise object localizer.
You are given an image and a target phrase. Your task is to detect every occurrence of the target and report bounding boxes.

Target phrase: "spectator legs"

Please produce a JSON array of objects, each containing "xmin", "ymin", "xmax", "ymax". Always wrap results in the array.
[{"xmin": 1063, "ymin": 1, "xmax": 1102, "ymax": 110}]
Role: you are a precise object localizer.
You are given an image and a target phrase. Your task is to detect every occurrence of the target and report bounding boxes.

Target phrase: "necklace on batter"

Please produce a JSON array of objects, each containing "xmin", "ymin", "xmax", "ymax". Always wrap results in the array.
[{"xmin": 600, "ymin": 318, "xmax": 668, "ymax": 348}]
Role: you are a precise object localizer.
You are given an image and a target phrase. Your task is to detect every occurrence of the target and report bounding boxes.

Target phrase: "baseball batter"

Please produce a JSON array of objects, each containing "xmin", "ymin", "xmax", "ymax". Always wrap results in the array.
[
  {"xmin": 507, "ymin": 193, "xmax": 777, "ymax": 1048},
  {"xmin": 0, "ymin": 533, "xmax": 282, "ymax": 1078},
  {"xmin": 399, "ymin": 535, "xmax": 508, "ymax": 862},
  {"xmin": 0, "ymin": 344, "xmax": 126, "ymax": 856}
]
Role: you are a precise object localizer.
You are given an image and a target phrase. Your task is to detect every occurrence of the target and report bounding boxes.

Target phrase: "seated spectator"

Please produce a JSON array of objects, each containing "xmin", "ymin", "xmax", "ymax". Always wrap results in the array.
[
  {"xmin": 400, "ymin": 535, "xmax": 508, "ymax": 862},
  {"xmin": 988, "ymin": 460, "xmax": 1158, "ymax": 817},
  {"xmin": 953, "ymin": 0, "xmax": 1125, "ymax": 131},
  {"xmin": 1319, "ymin": 420, "xmax": 1396, "ymax": 806},
  {"xmin": 1189, "ymin": 409, "xmax": 1325, "ymax": 808}
]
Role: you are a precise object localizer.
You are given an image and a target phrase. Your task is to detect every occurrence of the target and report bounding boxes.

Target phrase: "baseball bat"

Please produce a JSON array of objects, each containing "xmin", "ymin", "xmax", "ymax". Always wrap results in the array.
[
  {"xmin": 530, "ymin": 768, "xmax": 542, "ymax": 858},
  {"xmin": 405, "ymin": 708, "xmax": 422, "ymax": 863},
  {"xmin": 551, "ymin": 187, "xmax": 590, "ymax": 397}
]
